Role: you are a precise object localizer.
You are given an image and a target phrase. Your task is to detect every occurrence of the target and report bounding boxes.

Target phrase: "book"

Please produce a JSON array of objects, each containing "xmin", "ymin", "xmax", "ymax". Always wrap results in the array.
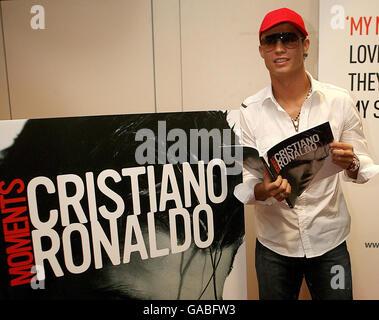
[{"xmin": 240, "ymin": 121, "xmax": 341, "ymax": 207}]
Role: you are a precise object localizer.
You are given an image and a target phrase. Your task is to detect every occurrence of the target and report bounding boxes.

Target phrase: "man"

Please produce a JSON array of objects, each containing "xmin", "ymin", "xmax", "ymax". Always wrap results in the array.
[{"xmin": 234, "ymin": 8, "xmax": 378, "ymax": 300}]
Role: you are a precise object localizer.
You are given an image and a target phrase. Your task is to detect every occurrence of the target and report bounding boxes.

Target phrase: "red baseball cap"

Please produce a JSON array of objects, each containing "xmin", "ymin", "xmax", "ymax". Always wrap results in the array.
[{"xmin": 259, "ymin": 8, "xmax": 308, "ymax": 40}]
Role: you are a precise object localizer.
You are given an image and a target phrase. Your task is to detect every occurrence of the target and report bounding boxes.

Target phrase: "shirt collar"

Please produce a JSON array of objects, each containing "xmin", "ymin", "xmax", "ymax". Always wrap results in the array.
[
  {"xmin": 306, "ymin": 71, "xmax": 323, "ymax": 97},
  {"xmin": 263, "ymin": 71, "xmax": 322, "ymax": 107}
]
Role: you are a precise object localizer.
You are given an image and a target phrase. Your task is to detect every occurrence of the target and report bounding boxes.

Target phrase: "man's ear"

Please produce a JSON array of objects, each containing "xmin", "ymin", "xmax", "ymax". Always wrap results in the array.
[
  {"xmin": 303, "ymin": 38, "xmax": 310, "ymax": 55},
  {"xmin": 259, "ymin": 45, "xmax": 264, "ymax": 58}
]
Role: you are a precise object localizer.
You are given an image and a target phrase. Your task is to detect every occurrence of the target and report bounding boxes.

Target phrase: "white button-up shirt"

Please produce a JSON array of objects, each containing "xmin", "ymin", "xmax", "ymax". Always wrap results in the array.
[{"xmin": 234, "ymin": 73, "xmax": 379, "ymax": 258}]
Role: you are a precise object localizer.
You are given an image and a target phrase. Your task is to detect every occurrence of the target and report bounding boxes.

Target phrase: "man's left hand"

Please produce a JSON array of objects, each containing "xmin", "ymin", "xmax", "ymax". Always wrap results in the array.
[
  {"xmin": 329, "ymin": 142, "xmax": 355, "ymax": 169},
  {"xmin": 329, "ymin": 142, "xmax": 358, "ymax": 179}
]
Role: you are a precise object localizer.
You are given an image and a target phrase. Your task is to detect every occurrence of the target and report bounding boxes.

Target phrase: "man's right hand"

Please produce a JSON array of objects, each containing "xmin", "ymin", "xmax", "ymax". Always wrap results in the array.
[{"xmin": 254, "ymin": 164, "xmax": 291, "ymax": 203}]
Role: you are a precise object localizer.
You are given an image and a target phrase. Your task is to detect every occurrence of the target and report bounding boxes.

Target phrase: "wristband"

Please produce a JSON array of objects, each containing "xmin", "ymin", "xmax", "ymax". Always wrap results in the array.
[{"xmin": 346, "ymin": 155, "xmax": 360, "ymax": 173}]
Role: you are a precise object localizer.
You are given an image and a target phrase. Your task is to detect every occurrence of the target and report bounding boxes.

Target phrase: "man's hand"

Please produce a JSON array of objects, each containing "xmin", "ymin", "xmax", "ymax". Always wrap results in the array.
[
  {"xmin": 329, "ymin": 142, "xmax": 358, "ymax": 179},
  {"xmin": 254, "ymin": 164, "xmax": 291, "ymax": 202}
]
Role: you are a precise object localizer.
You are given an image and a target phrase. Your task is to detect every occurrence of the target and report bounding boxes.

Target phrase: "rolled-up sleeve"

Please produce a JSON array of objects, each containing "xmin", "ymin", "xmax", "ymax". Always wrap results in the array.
[{"xmin": 233, "ymin": 107, "xmax": 275, "ymax": 205}]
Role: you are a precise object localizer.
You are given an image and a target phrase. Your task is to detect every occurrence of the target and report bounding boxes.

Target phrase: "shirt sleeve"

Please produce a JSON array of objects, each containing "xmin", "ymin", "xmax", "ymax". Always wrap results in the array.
[
  {"xmin": 233, "ymin": 107, "xmax": 275, "ymax": 205},
  {"xmin": 340, "ymin": 94, "xmax": 379, "ymax": 184}
]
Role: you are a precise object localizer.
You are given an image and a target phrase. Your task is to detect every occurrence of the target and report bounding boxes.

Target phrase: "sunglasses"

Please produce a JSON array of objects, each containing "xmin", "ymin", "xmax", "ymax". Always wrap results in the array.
[{"xmin": 260, "ymin": 32, "xmax": 306, "ymax": 52}]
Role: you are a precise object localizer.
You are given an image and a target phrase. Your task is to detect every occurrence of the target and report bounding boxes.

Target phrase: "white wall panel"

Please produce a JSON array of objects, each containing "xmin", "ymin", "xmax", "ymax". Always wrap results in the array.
[
  {"xmin": 153, "ymin": 0, "xmax": 182, "ymax": 112},
  {"xmin": 2, "ymin": 0, "xmax": 155, "ymax": 119}
]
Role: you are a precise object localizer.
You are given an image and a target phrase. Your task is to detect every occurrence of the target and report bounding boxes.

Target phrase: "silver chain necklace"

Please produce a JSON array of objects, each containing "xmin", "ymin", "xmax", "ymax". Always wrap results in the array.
[{"xmin": 291, "ymin": 87, "xmax": 312, "ymax": 132}]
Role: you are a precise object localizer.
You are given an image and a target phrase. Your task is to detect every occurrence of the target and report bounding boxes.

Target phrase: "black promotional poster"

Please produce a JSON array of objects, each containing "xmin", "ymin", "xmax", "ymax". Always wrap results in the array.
[{"xmin": 0, "ymin": 111, "xmax": 245, "ymax": 300}]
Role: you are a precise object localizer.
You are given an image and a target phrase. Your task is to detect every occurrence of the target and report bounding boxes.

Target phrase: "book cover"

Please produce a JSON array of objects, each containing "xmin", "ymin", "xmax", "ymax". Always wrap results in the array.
[{"xmin": 241, "ymin": 122, "xmax": 341, "ymax": 207}]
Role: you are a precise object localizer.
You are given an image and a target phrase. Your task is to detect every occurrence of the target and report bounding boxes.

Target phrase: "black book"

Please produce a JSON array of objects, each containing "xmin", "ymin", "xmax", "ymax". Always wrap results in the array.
[{"xmin": 240, "ymin": 121, "xmax": 341, "ymax": 207}]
